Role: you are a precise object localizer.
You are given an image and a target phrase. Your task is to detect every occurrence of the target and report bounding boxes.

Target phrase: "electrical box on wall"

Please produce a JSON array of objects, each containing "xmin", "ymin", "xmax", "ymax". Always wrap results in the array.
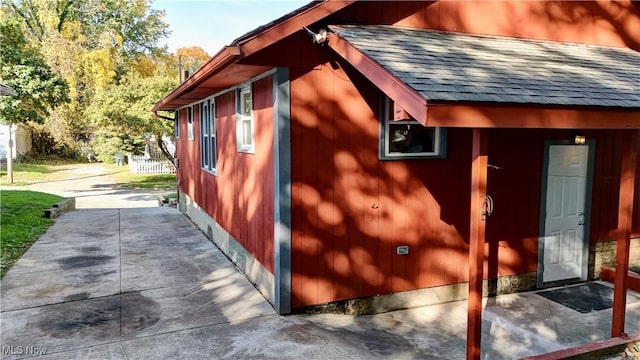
[{"xmin": 396, "ymin": 245, "xmax": 409, "ymax": 255}]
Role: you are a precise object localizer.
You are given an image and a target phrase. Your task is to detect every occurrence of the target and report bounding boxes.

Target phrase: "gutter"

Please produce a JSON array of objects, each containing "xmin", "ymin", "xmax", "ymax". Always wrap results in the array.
[{"xmin": 152, "ymin": 45, "xmax": 242, "ymax": 112}]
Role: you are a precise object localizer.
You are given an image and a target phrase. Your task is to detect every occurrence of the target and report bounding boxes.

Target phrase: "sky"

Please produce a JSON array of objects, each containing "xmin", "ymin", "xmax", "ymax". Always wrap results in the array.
[{"xmin": 151, "ymin": 0, "xmax": 310, "ymax": 56}]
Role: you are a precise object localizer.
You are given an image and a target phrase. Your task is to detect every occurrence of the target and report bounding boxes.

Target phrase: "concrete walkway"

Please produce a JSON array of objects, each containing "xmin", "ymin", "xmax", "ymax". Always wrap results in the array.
[
  {"xmin": 1, "ymin": 166, "xmax": 639, "ymax": 359},
  {"xmin": 2, "ymin": 207, "xmax": 639, "ymax": 359},
  {"xmin": 8, "ymin": 164, "xmax": 161, "ymax": 208}
]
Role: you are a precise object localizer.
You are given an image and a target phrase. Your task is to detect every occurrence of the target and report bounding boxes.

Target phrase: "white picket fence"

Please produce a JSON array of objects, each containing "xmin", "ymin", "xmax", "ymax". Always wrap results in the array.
[{"xmin": 127, "ymin": 155, "xmax": 175, "ymax": 175}]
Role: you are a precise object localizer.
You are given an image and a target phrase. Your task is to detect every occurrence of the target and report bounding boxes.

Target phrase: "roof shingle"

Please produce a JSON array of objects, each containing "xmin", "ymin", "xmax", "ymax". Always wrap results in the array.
[{"xmin": 329, "ymin": 25, "xmax": 640, "ymax": 108}]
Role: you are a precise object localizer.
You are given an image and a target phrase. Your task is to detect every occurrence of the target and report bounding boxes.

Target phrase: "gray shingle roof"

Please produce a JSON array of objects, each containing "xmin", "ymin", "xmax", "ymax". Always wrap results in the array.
[{"xmin": 329, "ymin": 25, "xmax": 640, "ymax": 108}]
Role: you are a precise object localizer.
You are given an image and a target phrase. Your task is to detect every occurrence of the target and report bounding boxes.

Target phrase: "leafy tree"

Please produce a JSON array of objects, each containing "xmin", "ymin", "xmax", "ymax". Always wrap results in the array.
[
  {"xmin": 6, "ymin": 0, "xmax": 169, "ymax": 56},
  {"xmin": 87, "ymin": 58, "xmax": 177, "ymax": 162},
  {"xmin": 2, "ymin": 0, "xmax": 170, "ymax": 160},
  {"xmin": 177, "ymin": 46, "xmax": 210, "ymax": 77},
  {"xmin": 0, "ymin": 17, "xmax": 69, "ymax": 125}
]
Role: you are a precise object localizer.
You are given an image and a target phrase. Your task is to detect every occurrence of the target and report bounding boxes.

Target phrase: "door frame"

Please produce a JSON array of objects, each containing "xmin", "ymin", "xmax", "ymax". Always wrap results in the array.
[{"xmin": 537, "ymin": 139, "xmax": 596, "ymax": 288}]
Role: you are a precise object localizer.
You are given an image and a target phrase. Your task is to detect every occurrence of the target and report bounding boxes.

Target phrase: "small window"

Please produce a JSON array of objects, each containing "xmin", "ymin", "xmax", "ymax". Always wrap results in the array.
[
  {"xmin": 187, "ymin": 106, "xmax": 194, "ymax": 141},
  {"xmin": 380, "ymin": 97, "xmax": 445, "ymax": 159},
  {"xmin": 174, "ymin": 110, "xmax": 180, "ymax": 138},
  {"xmin": 200, "ymin": 99, "xmax": 217, "ymax": 173},
  {"xmin": 236, "ymin": 85, "xmax": 254, "ymax": 153}
]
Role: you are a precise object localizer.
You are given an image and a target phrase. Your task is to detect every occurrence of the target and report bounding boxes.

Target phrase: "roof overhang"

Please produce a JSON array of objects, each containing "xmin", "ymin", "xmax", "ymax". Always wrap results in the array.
[
  {"xmin": 153, "ymin": 0, "xmax": 355, "ymax": 112},
  {"xmin": 327, "ymin": 25, "xmax": 640, "ymax": 129}
]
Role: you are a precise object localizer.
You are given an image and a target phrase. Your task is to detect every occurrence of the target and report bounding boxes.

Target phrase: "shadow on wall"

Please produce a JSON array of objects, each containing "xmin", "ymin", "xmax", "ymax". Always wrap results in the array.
[{"xmin": 284, "ymin": 0, "xmax": 640, "ymax": 308}]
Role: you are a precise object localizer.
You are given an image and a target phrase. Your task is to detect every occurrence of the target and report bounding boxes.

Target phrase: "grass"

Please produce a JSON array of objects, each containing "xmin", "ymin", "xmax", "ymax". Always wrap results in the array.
[
  {"xmin": 0, "ymin": 161, "xmax": 175, "ymax": 276},
  {"xmin": 0, "ymin": 163, "xmax": 50, "ymax": 185},
  {"xmin": 0, "ymin": 190, "xmax": 63, "ymax": 278},
  {"xmin": 96, "ymin": 164, "xmax": 176, "ymax": 190},
  {"xmin": 1, "ymin": 162, "xmax": 176, "ymax": 190}
]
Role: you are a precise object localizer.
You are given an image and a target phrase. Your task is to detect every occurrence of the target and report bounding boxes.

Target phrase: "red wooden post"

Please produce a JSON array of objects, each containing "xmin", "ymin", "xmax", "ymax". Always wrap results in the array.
[
  {"xmin": 611, "ymin": 130, "xmax": 639, "ymax": 337},
  {"xmin": 467, "ymin": 128, "xmax": 489, "ymax": 360}
]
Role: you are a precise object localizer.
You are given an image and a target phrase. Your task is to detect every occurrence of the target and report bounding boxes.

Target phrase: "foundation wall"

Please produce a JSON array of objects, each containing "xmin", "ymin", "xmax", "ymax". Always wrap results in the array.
[
  {"xmin": 179, "ymin": 190, "xmax": 276, "ymax": 307},
  {"xmin": 589, "ymin": 238, "xmax": 640, "ymax": 279}
]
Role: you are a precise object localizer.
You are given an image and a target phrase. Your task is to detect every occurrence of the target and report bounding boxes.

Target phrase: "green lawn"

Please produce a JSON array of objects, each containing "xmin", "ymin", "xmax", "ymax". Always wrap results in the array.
[
  {"xmin": 0, "ymin": 190, "xmax": 63, "ymax": 278},
  {"xmin": 111, "ymin": 170, "xmax": 176, "ymax": 190},
  {"xmin": 1, "ymin": 162, "xmax": 176, "ymax": 189},
  {"xmin": 0, "ymin": 163, "xmax": 51, "ymax": 185}
]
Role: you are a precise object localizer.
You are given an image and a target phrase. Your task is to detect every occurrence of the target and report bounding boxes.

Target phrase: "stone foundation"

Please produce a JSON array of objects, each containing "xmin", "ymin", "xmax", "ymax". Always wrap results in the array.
[
  {"xmin": 589, "ymin": 237, "xmax": 640, "ymax": 280},
  {"xmin": 301, "ymin": 272, "xmax": 538, "ymax": 315}
]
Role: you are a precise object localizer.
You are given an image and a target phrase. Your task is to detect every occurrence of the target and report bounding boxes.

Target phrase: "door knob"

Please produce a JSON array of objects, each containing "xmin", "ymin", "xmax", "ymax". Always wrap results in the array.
[
  {"xmin": 578, "ymin": 220, "xmax": 584, "ymax": 226},
  {"xmin": 578, "ymin": 212, "xmax": 584, "ymax": 216}
]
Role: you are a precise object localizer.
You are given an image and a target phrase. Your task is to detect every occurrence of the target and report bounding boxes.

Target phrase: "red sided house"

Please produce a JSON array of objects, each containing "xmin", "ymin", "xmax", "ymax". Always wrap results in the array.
[{"xmin": 154, "ymin": 1, "xmax": 640, "ymax": 356}]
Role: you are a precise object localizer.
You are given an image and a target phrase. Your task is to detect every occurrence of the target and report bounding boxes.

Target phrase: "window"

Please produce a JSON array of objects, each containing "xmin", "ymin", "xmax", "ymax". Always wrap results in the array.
[
  {"xmin": 200, "ymin": 99, "xmax": 217, "ymax": 173},
  {"xmin": 236, "ymin": 85, "xmax": 254, "ymax": 153},
  {"xmin": 380, "ymin": 97, "xmax": 446, "ymax": 159},
  {"xmin": 174, "ymin": 110, "xmax": 180, "ymax": 138},
  {"xmin": 187, "ymin": 106, "xmax": 194, "ymax": 140}
]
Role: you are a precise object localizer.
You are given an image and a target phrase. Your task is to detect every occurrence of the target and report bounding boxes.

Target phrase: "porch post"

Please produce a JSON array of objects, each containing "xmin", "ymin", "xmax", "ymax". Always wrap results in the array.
[
  {"xmin": 467, "ymin": 128, "xmax": 489, "ymax": 360},
  {"xmin": 611, "ymin": 130, "xmax": 639, "ymax": 337}
]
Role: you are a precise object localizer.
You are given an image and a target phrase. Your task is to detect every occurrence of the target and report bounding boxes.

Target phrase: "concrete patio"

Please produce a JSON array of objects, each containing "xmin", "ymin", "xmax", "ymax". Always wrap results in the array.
[{"xmin": 1, "ymin": 207, "xmax": 639, "ymax": 359}]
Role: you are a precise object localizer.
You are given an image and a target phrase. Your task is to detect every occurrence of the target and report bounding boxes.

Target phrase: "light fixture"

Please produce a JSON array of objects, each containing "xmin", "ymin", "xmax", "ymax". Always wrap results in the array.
[
  {"xmin": 571, "ymin": 131, "xmax": 586, "ymax": 145},
  {"xmin": 303, "ymin": 27, "xmax": 328, "ymax": 44}
]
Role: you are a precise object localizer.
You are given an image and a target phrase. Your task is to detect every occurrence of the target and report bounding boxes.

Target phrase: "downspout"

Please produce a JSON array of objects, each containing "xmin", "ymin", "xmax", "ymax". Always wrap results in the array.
[{"xmin": 153, "ymin": 111, "xmax": 174, "ymax": 122}]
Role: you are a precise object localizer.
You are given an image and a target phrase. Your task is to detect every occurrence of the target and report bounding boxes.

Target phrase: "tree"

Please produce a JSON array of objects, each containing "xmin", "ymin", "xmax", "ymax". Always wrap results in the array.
[
  {"xmin": 86, "ymin": 57, "xmax": 177, "ymax": 162},
  {"xmin": 2, "ymin": 0, "xmax": 170, "ymax": 159},
  {"xmin": 6, "ymin": 0, "xmax": 169, "ymax": 56},
  {"xmin": 0, "ymin": 17, "xmax": 69, "ymax": 125},
  {"xmin": 177, "ymin": 46, "xmax": 210, "ymax": 78}
]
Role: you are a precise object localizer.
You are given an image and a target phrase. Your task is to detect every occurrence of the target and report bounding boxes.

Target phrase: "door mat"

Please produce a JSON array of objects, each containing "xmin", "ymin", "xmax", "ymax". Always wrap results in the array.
[{"xmin": 536, "ymin": 282, "xmax": 638, "ymax": 314}]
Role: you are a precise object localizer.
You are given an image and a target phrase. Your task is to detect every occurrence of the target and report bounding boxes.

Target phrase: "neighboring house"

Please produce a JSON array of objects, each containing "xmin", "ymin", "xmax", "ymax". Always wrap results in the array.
[
  {"xmin": 0, "ymin": 124, "xmax": 32, "ymax": 160},
  {"xmin": 154, "ymin": 1, "xmax": 639, "ymax": 356},
  {"xmin": 0, "ymin": 83, "xmax": 31, "ymax": 160}
]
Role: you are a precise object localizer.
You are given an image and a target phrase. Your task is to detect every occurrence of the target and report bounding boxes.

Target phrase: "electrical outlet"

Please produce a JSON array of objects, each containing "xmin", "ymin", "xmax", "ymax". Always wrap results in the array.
[{"xmin": 396, "ymin": 245, "xmax": 409, "ymax": 255}]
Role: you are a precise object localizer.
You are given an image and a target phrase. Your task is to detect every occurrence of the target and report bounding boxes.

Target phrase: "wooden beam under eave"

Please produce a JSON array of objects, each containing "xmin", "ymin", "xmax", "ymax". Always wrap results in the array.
[
  {"xmin": 327, "ymin": 33, "xmax": 428, "ymax": 125},
  {"xmin": 611, "ymin": 130, "xmax": 640, "ymax": 337},
  {"xmin": 467, "ymin": 129, "xmax": 489, "ymax": 360},
  {"xmin": 426, "ymin": 103, "xmax": 640, "ymax": 129}
]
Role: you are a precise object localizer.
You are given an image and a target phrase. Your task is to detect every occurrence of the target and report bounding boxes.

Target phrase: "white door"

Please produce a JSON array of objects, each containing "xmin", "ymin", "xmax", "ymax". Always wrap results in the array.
[{"xmin": 542, "ymin": 145, "xmax": 589, "ymax": 283}]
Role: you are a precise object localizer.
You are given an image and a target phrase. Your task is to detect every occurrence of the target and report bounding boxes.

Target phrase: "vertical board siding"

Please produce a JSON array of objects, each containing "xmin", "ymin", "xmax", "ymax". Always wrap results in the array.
[
  {"xmin": 333, "ymin": 1, "xmax": 640, "ymax": 50},
  {"xmin": 589, "ymin": 130, "xmax": 640, "ymax": 241},
  {"xmin": 173, "ymin": 1, "xmax": 640, "ymax": 309},
  {"xmin": 284, "ymin": 0, "xmax": 640, "ymax": 308},
  {"xmin": 289, "ymin": 52, "xmax": 477, "ymax": 307},
  {"xmin": 177, "ymin": 77, "xmax": 275, "ymax": 274}
]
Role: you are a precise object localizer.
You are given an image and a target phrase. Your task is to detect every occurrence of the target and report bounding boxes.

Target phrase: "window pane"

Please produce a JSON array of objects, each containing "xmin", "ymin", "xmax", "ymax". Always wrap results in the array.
[
  {"xmin": 242, "ymin": 120, "xmax": 252, "ymax": 145},
  {"xmin": 242, "ymin": 92, "xmax": 251, "ymax": 116},
  {"xmin": 204, "ymin": 141, "xmax": 209, "ymax": 168},
  {"xmin": 210, "ymin": 134, "xmax": 217, "ymax": 169},
  {"xmin": 388, "ymin": 123, "xmax": 435, "ymax": 154}
]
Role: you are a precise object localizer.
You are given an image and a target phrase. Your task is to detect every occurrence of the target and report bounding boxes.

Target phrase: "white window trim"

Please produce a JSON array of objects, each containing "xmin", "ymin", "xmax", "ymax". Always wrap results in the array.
[
  {"xmin": 187, "ymin": 105, "xmax": 194, "ymax": 141},
  {"xmin": 379, "ymin": 97, "xmax": 446, "ymax": 160},
  {"xmin": 236, "ymin": 84, "xmax": 255, "ymax": 154}
]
